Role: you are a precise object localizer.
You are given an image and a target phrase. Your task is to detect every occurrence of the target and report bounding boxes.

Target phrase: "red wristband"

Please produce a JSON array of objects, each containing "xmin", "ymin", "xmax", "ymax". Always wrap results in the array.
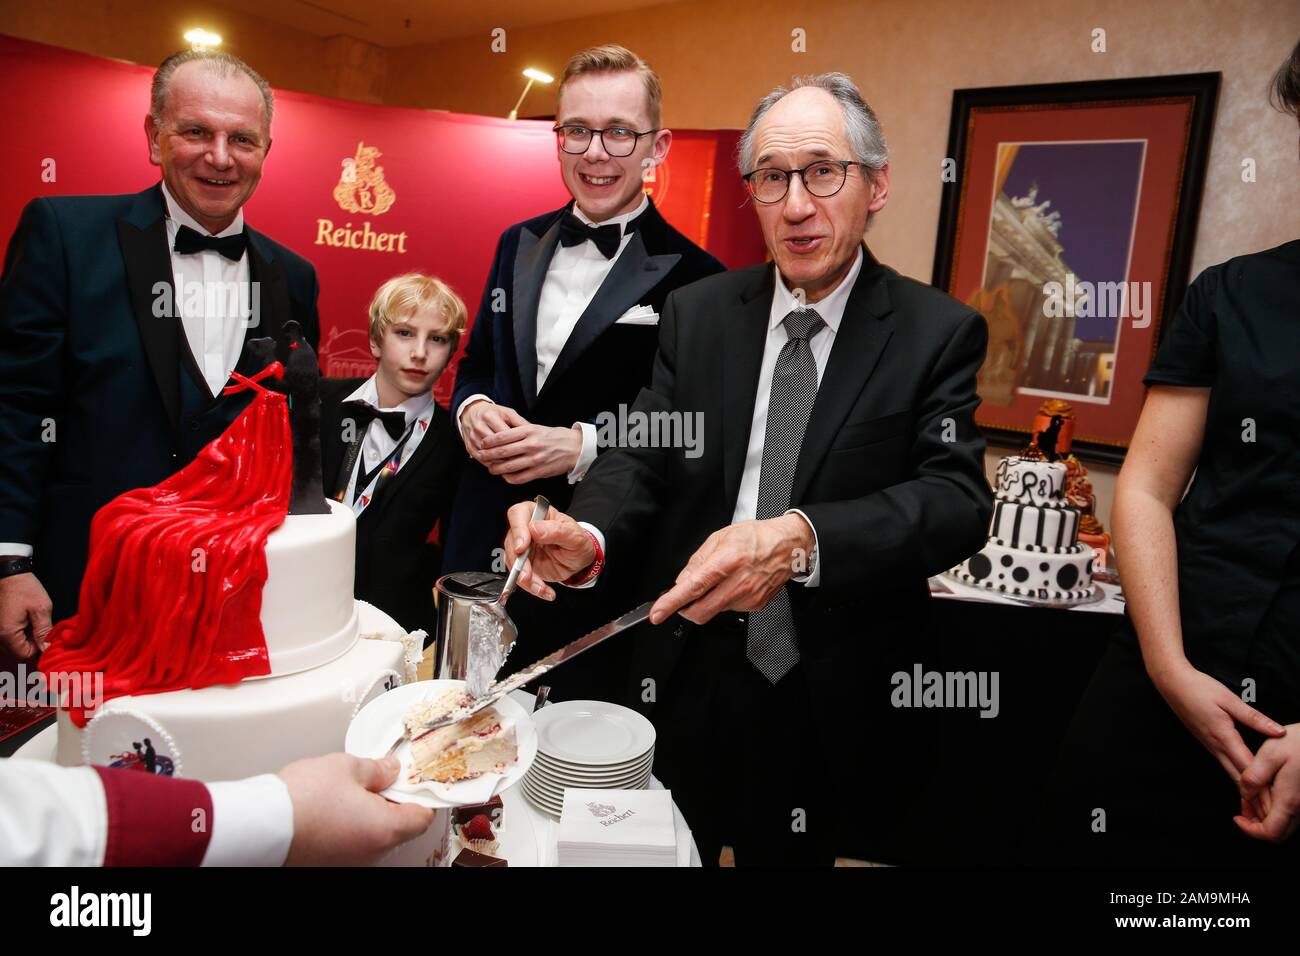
[{"xmin": 563, "ymin": 529, "xmax": 605, "ymax": 587}]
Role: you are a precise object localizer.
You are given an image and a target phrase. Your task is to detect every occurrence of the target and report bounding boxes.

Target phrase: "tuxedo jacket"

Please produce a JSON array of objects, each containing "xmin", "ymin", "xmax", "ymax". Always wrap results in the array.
[
  {"xmin": 0, "ymin": 184, "xmax": 320, "ymax": 620},
  {"xmin": 443, "ymin": 199, "xmax": 724, "ymax": 575},
  {"xmin": 319, "ymin": 378, "xmax": 466, "ymax": 638},
  {"xmin": 571, "ymin": 251, "xmax": 994, "ymax": 731}
]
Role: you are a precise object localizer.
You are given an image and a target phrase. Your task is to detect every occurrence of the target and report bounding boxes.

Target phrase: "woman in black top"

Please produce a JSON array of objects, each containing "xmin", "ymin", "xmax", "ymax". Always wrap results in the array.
[{"xmin": 1046, "ymin": 41, "xmax": 1300, "ymax": 864}]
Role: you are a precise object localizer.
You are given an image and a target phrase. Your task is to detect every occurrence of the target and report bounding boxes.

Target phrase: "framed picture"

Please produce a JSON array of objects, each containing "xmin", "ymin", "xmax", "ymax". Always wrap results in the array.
[{"xmin": 932, "ymin": 73, "xmax": 1219, "ymax": 463}]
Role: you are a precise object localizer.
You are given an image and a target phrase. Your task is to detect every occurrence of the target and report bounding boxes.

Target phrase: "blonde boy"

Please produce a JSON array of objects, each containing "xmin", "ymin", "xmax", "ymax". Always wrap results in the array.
[{"xmin": 320, "ymin": 273, "xmax": 469, "ymax": 637}]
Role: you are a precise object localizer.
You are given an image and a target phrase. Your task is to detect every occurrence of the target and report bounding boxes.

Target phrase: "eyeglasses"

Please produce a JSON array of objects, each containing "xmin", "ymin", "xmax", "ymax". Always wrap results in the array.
[
  {"xmin": 553, "ymin": 125, "xmax": 659, "ymax": 157},
  {"xmin": 743, "ymin": 159, "xmax": 870, "ymax": 204}
]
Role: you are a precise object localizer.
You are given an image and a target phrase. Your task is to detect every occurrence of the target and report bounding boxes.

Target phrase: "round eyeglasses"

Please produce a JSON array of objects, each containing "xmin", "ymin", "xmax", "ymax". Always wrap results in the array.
[
  {"xmin": 742, "ymin": 159, "xmax": 871, "ymax": 203},
  {"xmin": 553, "ymin": 125, "xmax": 659, "ymax": 157}
]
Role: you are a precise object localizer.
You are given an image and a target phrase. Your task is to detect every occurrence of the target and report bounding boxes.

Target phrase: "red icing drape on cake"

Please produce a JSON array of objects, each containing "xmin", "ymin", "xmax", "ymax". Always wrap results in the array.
[{"xmin": 40, "ymin": 372, "xmax": 293, "ymax": 727}]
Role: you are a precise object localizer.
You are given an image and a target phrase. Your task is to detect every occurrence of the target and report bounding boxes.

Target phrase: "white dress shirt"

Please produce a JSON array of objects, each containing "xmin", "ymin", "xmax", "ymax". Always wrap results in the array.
[
  {"xmin": 0, "ymin": 758, "xmax": 293, "ymax": 866},
  {"xmin": 161, "ymin": 181, "xmax": 253, "ymax": 398},
  {"xmin": 575, "ymin": 247, "xmax": 866, "ymax": 590},
  {"xmin": 0, "ymin": 183, "xmax": 253, "ymax": 560},
  {"xmin": 457, "ymin": 194, "xmax": 650, "ymax": 485}
]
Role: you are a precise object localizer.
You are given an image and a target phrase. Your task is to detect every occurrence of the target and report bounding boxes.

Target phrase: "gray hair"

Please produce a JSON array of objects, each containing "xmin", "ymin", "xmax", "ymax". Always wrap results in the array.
[
  {"xmin": 737, "ymin": 72, "xmax": 888, "ymax": 176},
  {"xmin": 150, "ymin": 50, "xmax": 275, "ymax": 133}
]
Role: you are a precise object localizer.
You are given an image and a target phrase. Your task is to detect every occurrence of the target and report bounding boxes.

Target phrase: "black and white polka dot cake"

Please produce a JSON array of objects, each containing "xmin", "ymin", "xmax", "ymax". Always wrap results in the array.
[{"xmin": 946, "ymin": 455, "xmax": 1095, "ymax": 603}]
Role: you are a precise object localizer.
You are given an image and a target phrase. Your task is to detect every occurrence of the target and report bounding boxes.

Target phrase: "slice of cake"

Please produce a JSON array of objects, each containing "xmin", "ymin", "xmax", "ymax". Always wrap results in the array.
[{"xmin": 404, "ymin": 690, "xmax": 518, "ymax": 784}]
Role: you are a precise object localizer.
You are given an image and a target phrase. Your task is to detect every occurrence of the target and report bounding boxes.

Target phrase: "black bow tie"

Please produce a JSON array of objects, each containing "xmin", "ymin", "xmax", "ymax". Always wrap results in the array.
[
  {"xmin": 174, "ymin": 224, "xmax": 248, "ymax": 262},
  {"xmin": 342, "ymin": 401, "xmax": 408, "ymax": 442},
  {"xmin": 558, "ymin": 211, "xmax": 638, "ymax": 259}
]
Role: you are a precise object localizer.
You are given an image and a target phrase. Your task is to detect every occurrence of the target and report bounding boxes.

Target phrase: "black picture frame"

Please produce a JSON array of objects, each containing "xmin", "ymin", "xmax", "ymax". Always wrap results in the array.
[{"xmin": 932, "ymin": 73, "xmax": 1220, "ymax": 466}]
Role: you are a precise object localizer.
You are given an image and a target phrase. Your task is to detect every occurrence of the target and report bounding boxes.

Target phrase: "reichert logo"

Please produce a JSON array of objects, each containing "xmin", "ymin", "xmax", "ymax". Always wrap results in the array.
[
  {"xmin": 334, "ymin": 142, "xmax": 396, "ymax": 215},
  {"xmin": 316, "ymin": 141, "xmax": 408, "ymax": 254},
  {"xmin": 49, "ymin": 886, "xmax": 151, "ymax": 936},
  {"xmin": 586, "ymin": 802, "xmax": 637, "ymax": 827}
]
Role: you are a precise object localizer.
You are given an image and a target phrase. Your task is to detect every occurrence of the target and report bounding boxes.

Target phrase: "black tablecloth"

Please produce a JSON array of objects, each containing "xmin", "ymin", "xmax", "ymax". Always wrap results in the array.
[{"xmin": 871, "ymin": 591, "xmax": 1121, "ymax": 865}]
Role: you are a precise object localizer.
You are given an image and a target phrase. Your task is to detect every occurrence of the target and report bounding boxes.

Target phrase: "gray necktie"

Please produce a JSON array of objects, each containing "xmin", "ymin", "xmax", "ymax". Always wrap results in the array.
[{"xmin": 746, "ymin": 307, "xmax": 826, "ymax": 683}]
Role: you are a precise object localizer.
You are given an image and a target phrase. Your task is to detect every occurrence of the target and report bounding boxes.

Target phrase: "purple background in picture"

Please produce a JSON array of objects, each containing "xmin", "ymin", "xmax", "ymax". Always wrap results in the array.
[{"xmin": 1001, "ymin": 140, "xmax": 1145, "ymax": 343}]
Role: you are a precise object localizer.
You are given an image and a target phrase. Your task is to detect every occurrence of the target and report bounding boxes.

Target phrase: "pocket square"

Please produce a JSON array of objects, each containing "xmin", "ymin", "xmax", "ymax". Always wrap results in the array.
[{"xmin": 614, "ymin": 305, "xmax": 660, "ymax": 326}]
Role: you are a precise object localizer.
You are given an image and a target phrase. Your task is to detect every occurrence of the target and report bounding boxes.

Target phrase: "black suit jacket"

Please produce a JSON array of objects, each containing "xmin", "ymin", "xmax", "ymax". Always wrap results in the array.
[
  {"xmin": 570, "ymin": 251, "xmax": 993, "ymax": 727},
  {"xmin": 443, "ymin": 199, "xmax": 725, "ymax": 575},
  {"xmin": 0, "ymin": 184, "xmax": 320, "ymax": 619},
  {"xmin": 319, "ymin": 378, "xmax": 466, "ymax": 637}
]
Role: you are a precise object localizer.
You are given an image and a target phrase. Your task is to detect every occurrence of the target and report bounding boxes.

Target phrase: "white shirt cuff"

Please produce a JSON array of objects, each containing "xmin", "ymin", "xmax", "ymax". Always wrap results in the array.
[
  {"xmin": 564, "ymin": 521, "xmax": 606, "ymax": 589},
  {"xmin": 785, "ymin": 509, "xmax": 820, "ymax": 587},
  {"xmin": 567, "ymin": 422, "xmax": 599, "ymax": 484},
  {"xmin": 202, "ymin": 773, "xmax": 295, "ymax": 867},
  {"xmin": 0, "ymin": 542, "xmax": 34, "ymax": 558},
  {"xmin": 454, "ymin": 394, "xmax": 493, "ymax": 436},
  {"xmin": 0, "ymin": 760, "xmax": 106, "ymax": 866}
]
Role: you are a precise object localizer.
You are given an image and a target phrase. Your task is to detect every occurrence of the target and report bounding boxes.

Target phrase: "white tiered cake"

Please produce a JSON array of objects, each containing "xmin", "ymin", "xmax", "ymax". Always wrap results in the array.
[
  {"xmin": 54, "ymin": 498, "xmax": 415, "ymax": 782},
  {"xmin": 947, "ymin": 455, "xmax": 1095, "ymax": 603}
]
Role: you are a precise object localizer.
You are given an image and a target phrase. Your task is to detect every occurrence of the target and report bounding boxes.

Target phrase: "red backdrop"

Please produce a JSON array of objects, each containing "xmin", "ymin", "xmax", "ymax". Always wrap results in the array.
[{"xmin": 0, "ymin": 34, "xmax": 765, "ymax": 404}]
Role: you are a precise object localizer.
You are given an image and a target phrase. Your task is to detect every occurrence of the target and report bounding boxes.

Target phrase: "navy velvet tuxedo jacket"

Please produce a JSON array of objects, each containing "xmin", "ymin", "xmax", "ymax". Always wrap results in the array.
[
  {"xmin": 0, "ymin": 184, "xmax": 320, "ymax": 619},
  {"xmin": 443, "ymin": 198, "xmax": 724, "ymax": 576}
]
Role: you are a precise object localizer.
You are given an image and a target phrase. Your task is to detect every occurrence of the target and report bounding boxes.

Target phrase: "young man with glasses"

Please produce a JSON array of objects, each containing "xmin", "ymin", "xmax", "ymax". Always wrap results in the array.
[{"xmin": 446, "ymin": 45, "xmax": 724, "ymax": 702}]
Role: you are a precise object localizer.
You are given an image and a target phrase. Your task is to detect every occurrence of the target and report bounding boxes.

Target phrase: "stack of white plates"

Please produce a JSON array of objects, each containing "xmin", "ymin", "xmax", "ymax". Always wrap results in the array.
[{"xmin": 522, "ymin": 700, "xmax": 656, "ymax": 818}]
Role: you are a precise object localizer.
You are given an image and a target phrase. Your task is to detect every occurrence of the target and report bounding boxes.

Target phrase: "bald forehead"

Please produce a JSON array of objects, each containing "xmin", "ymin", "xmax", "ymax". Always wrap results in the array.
[
  {"xmin": 164, "ymin": 61, "xmax": 265, "ymax": 121},
  {"xmin": 752, "ymin": 87, "xmax": 851, "ymax": 167}
]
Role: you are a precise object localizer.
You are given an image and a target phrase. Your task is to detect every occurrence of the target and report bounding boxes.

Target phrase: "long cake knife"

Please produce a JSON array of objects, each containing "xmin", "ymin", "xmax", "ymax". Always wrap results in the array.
[{"xmin": 406, "ymin": 600, "xmax": 654, "ymax": 738}]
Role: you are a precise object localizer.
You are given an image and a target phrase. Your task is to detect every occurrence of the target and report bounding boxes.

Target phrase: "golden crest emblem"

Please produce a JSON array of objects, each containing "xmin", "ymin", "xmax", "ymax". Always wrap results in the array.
[
  {"xmin": 641, "ymin": 156, "xmax": 670, "ymax": 206},
  {"xmin": 334, "ymin": 142, "xmax": 396, "ymax": 216}
]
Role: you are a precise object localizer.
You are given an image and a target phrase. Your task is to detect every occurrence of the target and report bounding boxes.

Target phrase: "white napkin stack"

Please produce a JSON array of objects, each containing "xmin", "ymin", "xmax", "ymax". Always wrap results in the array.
[{"xmin": 557, "ymin": 788, "xmax": 678, "ymax": 867}]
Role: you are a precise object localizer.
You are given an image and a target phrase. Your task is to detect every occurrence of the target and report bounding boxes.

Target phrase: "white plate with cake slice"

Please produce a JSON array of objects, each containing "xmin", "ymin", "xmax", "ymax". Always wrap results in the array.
[{"xmin": 346, "ymin": 679, "xmax": 538, "ymax": 809}]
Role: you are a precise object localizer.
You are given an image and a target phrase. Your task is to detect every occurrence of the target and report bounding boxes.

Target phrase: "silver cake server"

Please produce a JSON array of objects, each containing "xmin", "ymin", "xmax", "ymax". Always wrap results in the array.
[
  {"xmin": 464, "ymin": 494, "xmax": 551, "ymax": 698},
  {"xmin": 410, "ymin": 600, "xmax": 655, "ymax": 736}
]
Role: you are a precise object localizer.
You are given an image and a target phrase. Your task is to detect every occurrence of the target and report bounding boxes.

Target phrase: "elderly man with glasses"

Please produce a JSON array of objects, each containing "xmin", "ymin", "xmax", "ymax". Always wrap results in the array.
[
  {"xmin": 503, "ymin": 73, "xmax": 993, "ymax": 866},
  {"xmin": 445, "ymin": 44, "xmax": 723, "ymax": 703}
]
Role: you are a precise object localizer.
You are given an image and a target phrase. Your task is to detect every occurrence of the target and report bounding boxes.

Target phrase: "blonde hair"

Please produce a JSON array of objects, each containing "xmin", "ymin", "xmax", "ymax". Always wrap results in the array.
[
  {"xmin": 557, "ymin": 44, "xmax": 662, "ymax": 128},
  {"xmin": 368, "ymin": 273, "xmax": 467, "ymax": 345}
]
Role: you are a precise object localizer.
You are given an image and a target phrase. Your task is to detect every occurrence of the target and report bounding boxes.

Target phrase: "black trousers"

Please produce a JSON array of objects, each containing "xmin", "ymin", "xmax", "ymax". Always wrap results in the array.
[
  {"xmin": 651, "ymin": 612, "xmax": 836, "ymax": 867},
  {"xmin": 1042, "ymin": 571, "xmax": 1300, "ymax": 866}
]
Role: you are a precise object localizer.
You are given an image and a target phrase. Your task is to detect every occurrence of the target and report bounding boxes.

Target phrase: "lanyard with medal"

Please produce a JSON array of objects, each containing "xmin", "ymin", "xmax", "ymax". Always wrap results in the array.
[{"xmin": 335, "ymin": 404, "xmax": 433, "ymax": 515}]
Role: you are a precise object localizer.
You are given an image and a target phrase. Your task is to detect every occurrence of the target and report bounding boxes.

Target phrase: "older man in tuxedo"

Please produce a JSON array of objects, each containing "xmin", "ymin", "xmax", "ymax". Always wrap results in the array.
[
  {"xmin": 503, "ymin": 73, "xmax": 992, "ymax": 865},
  {"xmin": 0, "ymin": 50, "xmax": 320, "ymax": 658}
]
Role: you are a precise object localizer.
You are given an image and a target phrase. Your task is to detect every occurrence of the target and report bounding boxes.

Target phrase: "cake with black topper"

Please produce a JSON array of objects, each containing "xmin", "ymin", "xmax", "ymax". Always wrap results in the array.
[
  {"xmin": 39, "ymin": 323, "xmax": 421, "ymax": 782},
  {"xmin": 946, "ymin": 441, "xmax": 1096, "ymax": 603}
]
